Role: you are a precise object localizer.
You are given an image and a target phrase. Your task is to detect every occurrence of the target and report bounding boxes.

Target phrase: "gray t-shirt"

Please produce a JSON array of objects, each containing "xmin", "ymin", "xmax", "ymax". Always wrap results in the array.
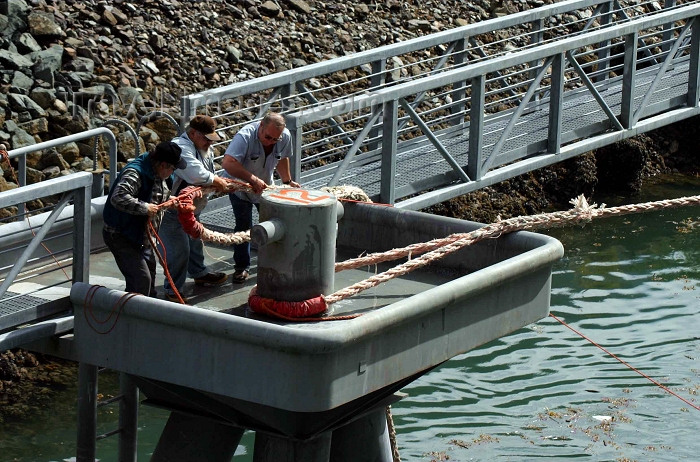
[{"xmin": 222, "ymin": 121, "xmax": 292, "ymax": 203}]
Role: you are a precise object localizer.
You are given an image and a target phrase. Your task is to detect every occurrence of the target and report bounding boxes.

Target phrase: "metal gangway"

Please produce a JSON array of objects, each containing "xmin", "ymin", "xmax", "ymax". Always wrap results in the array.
[{"xmin": 182, "ymin": 0, "xmax": 700, "ymax": 225}]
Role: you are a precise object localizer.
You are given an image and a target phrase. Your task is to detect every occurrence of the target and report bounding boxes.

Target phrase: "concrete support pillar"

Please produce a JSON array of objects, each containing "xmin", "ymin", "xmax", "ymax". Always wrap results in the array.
[
  {"xmin": 151, "ymin": 412, "xmax": 244, "ymax": 462},
  {"xmin": 254, "ymin": 431, "xmax": 332, "ymax": 462},
  {"xmin": 76, "ymin": 363, "xmax": 98, "ymax": 462},
  {"xmin": 330, "ymin": 408, "xmax": 393, "ymax": 462}
]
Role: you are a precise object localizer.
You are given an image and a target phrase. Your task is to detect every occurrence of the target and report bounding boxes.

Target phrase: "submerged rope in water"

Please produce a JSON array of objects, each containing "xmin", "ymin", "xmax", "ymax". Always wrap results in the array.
[{"xmin": 549, "ymin": 313, "xmax": 700, "ymax": 412}]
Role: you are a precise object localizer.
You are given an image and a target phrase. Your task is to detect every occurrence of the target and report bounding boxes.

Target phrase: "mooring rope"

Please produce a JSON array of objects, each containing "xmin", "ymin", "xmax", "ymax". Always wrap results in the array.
[
  {"xmin": 549, "ymin": 313, "xmax": 700, "ymax": 411},
  {"xmin": 325, "ymin": 194, "xmax": 700, "ymax": 305}
]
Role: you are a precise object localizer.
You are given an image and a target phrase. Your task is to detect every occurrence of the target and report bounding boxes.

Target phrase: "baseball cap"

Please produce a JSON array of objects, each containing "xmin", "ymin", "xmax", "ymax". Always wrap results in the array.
[
  {"xmin": 152, "ymin": 141, "xmax": 186, "ymax": 169},
  {"xmin": 189, "ymin": 114, "xmax": 222, "ymax": 141}
]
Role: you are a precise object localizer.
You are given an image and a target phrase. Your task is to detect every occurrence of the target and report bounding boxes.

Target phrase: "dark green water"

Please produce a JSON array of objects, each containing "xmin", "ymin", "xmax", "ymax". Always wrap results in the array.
[{"xmin": 1, "ymin": 174, "xmax": 698, "ymax": 461}]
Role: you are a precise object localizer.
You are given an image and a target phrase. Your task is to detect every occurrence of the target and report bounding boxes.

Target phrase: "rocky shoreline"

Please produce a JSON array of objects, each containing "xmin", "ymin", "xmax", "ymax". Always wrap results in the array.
[
  {"xmin": 0, "ymin": 0, "xmax": 528, "ymax": 206},
  {"xmin": 1, "ymin": 0, "xmax": 698, "ymax": 423}
]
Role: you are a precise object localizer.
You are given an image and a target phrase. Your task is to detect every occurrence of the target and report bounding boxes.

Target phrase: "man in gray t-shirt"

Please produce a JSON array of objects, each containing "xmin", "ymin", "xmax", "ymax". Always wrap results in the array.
[{"xmin": 221, "ymin": 112, "xmax": 300, "ymax": 282}]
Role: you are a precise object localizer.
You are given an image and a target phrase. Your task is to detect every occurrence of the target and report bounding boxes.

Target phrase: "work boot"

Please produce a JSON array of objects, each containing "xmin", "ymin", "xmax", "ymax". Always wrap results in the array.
[{"xmin": 194, "ymin": 272, "xmax": 227, "ymax": 286}]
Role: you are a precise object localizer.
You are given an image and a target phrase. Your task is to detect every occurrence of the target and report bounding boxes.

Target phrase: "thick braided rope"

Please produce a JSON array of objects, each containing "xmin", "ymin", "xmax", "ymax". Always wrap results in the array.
[
  {"xmin": 161, "ymin": 180, "xmax": 306, "ymax": 246},
  {"xmin": 200, "ymin": 228, "xmax": 250, "ymax": 245},
  {"xmin": 166, "ymin": 183, "xmax": 370, "ymax": 247},
  {"xmin": 326, "ymin": 195, "xmax": 700, "ymax": 305}
]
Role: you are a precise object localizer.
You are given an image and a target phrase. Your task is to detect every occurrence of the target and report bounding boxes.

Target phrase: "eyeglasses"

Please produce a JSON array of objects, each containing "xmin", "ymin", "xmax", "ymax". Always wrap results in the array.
[{"xmin": 263, "ymin": 134, "xmax": 282, "ymax": 142}]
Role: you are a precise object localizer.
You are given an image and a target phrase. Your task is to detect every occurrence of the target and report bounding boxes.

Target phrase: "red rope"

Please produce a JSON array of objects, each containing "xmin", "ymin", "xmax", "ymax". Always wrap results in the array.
[
  {"xmin": 247, "ymin": 286, "xmax": 361, "ymax": 322},
  {"xmin": 549, "ymin": 312, "xmax": 700, "ymax": 411},
  {"xmin": 147, "ymin": 221, "xmax": 187, "ymax": 305},
  {"xmin": 83, "ymin": 285, "xmax": 139, "ymax": 335}
]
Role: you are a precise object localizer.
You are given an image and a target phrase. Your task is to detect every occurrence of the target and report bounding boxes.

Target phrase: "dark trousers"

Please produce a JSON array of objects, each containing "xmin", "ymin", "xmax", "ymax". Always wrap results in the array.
[
  {"xmin": 103, "ymin": 228, "xmax": 157, "ymax": 296},
  {"xmin": 229, "ymin": 193, "xmax": 259, "ymax": 270}
]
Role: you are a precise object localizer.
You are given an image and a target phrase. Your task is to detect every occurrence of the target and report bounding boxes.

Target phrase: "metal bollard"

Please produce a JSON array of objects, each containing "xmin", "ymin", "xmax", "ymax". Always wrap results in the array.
[{"xmin": 252, "ymin": 188, "xmax": 343, "ymax": 302}]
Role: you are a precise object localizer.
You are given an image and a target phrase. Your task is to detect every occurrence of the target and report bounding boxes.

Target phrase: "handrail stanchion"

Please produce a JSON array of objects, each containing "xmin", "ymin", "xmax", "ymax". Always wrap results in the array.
[
  {"xmin": 548, "ymin": 53, "xmax": 565, "ymax": 155},
  {"xmin": 687, "ymin": 15, "xmax": 700, "ymax": 106},
  {"xmin": 380, "ymin": 99, "xmax": 398, "ymax": 205},
  {"xmin": 18, "ymin": 153, "xmax": 26, "ymax": 216},
  {"xmin": 620, "ymin": 32, "xmax": 639, "ymax": 129},
  {"xmin": 287, "ymin": 114, "xmax": 302, "ymax": 182},
  {"xmin": 468, "ymin": 74, "xmax": 485, "ymax": 182},
  {"xmin": 73, "ymin": 173, "xmax": 91, "ymax": 285},
  {"xmin": 451, "ymin": 36, "xmax": 469, "ymax": 126}
]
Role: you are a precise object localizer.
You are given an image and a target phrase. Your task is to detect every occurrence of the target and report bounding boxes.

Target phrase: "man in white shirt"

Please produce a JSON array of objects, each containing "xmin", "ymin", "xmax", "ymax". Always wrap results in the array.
[
  {"xmin": 159, "ymin": 115, "xmax": 230, "ymax": 301},
  {"xmin": 221, "ymin": 112, "xmax": 300, "ymax": 283}
]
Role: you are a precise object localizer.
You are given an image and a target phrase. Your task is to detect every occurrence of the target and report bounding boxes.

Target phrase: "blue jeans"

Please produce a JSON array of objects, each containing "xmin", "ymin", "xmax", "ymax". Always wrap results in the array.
[
  {"xmin": 158, "ymin": 209, "xmax": 209, "ymax": 296},
  {"xmin": 229, "ymin": 193, "xmax": 259, "ymax": 270},
  {"xmin": 103, "ymin": 228, "xmax": 157, "ymax": 297}
]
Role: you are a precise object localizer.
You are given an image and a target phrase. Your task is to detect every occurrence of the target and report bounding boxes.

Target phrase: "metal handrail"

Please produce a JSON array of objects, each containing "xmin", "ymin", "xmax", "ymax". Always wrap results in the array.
[
  {"xmin": 283, "ymin": 2, "xmax": 700, "ymax": 207},
  {"xmin": 6, "ymin": 127, "xmax": 119, "ymax": 190},
  {"xmin": 0, "ymin": 171, "xmax": 92, "ymax": 335},
  {"xmin": 290, "ymin": 5, "xmax": 700, "ymax": 123},
  {"xmin": 181, "ymin": 0, "xmax": 677, "ymax": 125}
]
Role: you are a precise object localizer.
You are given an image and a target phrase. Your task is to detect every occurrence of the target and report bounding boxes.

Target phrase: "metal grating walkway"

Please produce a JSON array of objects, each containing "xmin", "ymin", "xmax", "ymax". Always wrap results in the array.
[{"xmin": 0, "ymin": 291, "xmax": 63, "ymax": 332}]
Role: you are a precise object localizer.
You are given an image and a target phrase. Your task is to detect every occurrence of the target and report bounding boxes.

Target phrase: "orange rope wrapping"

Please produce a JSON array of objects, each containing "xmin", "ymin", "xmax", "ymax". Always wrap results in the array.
[{"xmin": 166, "ymin": 184, "xmax": 250, "ymax": 244}]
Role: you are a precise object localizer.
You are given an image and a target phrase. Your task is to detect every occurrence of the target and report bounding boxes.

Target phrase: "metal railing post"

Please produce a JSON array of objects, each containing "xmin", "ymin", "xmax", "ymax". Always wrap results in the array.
[
  {"xmin": 620, "ymin": 32, "xmax": 639, "ymax": 128},
  {"xmin": 368, "ymin": 59, "xmax": 387, "ymax": 154},
  {"xmin": 287, "ymin": 115, "xmax": 303, "ymax": 182},
  {"xmin": 529, "ymin": 18, "xmax": 544, "ymax": 93},
  {"xmin": 73, "ymin": 180, "xmax": 91, "ymax": 284},
  {"xmin": 688, "ymin": 16, "xmax": 700, "ymax": 106},
  {"xmin": 17, "ymin": 154, "xmax": 26, "ymax": 216},
  {"xmin": 180, "ymin": 95, "xmax": 194, "ymax": 132},
  {"xmin": 662, "ymin": 0, "xmax": 677, "ymax": 54},
  {"xmin": 450, "ymin": 37, "xmax": 469, "ymax": 126},
  {"xmin": 468, "ymin": 75, "xmax": 484, "ymax": 181},
  {"xmin": 548, "ymin": 53, "xmax": 565, "ymax": 155},
  {"xmin": 380, "ymin": 99, "xmax": 398, "ymax": 205},
  {"xmin": 595, "ymin": 1, "xmax": 614, "ymax": 82},
  {"xmin": 281, "ymin": 82, "xmax": 294, "ymax": 112}
]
